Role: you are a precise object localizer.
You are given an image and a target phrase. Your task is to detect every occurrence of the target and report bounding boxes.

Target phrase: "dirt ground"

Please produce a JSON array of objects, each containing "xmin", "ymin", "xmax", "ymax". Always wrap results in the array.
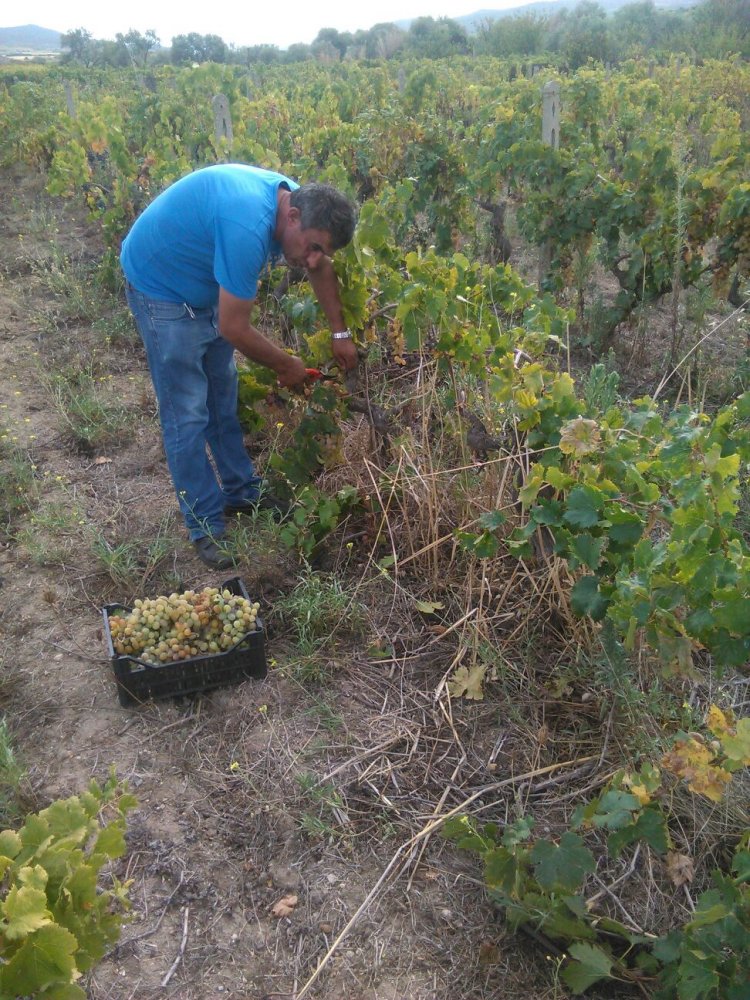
[{"xmin": 0, "ymin": 171, "xmax": 578, "ymax": 999}]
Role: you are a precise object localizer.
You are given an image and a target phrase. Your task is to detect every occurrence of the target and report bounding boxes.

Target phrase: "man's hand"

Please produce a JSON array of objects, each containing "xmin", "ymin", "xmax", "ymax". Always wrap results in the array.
[
  {"xmin": 331, "ymin": 337, "xmax": 359, "ymax": 372},
  {"xmin": 275, "ymin": 354, "xmax": 309, "ymax": 388},
  {"xmin": 219, "ymin": 288, "xmax": 310, "ymax": 389}
]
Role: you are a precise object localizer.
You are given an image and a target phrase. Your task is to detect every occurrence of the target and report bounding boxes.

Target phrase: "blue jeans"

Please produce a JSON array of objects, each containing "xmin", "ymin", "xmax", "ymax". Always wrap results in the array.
[{"xmin": 125, "ymin": 284, "xmax": 262, "ymax": 540}]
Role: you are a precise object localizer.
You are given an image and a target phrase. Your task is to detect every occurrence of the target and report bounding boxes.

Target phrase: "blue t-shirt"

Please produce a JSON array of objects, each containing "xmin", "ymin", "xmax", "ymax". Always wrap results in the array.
[{"xmin": 120, "ymin": 164, "xmax": 299, "ymax": 307}]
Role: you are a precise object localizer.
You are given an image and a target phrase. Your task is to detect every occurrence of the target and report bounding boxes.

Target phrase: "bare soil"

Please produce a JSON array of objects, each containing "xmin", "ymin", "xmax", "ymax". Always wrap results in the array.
[{"xmin": 0, "ymin": 170, "xmax": 567, "ymax": 999}]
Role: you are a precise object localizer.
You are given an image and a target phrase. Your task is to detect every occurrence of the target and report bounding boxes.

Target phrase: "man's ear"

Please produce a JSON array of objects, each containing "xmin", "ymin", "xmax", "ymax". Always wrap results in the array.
[{"xmin": 286, "ymin": 205, "xmax": 301, "ymax": 226}]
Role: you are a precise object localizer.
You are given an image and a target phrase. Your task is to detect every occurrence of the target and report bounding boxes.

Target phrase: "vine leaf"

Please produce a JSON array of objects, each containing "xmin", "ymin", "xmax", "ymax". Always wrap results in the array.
[
  {"xmin": 448, "ymin": 664, "xmax": 487, "ymax": 701},
  {"xmin": 707, "ymin": 708, "xmax": 750, "ymax": 767},
  {"xmin": 732, "ymin": 850, "xmax": 750, "ymax": 884},
  {"xmin": 530, "ymin": 833, "xmax": 595, "ymax": 892},
  {"xmin": 1, "ymin": 884, "xmax": 53, "ymax": 941},
  {"xmin": 622, "ymin": 765, "xmax": 660, "ymax": 806},
  {"xmin": 561, "ymin": 942, "xmax": 614, "ymax": 994},
  {"xmin": 484, "ymin": 848, "xmax": 518, "ymax": 893},
  {"xmin": 607, "ymin": 805, "xmax": 670, "ymax": 858},
  {"xmin": 591, "ymin": 790, "xmax": 640, "ymax": 830},
  {"xmin": 0, "ymin": 830, "xmax": 22, "ymax": 859},
  {"xmin": 563, "ymin": 485, "xmax": 604, "ymax": 529},
  {"xmin": 0, "ymin": 924, "xmax": 81, "ymax": 995},
  {"xmin": 676, "ymin": 947, "xmax": 719, "ymax": 1000},
  {"xmin": 568, "ymin": 532, "xmax": 606, "ymax": 570},
  {"xmin": 559, "ymin": 417, "xmax": 602, "ymax": 457},
  {"xmin": 661, "ymin": 738, "xmax": 731, "ymax": 803},
  {"xmin": 706, "ymin": 704, "xmax": 733, "ymax": 738},
  {"xmin": 570, "ymin": 575, "xmax": 609, "ymax": 620}
]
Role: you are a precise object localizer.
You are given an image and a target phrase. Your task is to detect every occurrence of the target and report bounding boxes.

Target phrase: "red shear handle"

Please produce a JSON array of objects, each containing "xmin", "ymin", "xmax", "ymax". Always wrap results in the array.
[{"xmin": 305, "ymin": 368, "xmax": 323, "ymax": 380}]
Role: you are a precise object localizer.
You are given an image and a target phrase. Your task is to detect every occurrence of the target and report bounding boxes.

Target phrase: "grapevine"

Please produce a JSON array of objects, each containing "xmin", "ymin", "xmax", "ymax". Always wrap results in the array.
[{"xmin": 108, "ymin": 587, "xmax": 260, "ymax": 664}]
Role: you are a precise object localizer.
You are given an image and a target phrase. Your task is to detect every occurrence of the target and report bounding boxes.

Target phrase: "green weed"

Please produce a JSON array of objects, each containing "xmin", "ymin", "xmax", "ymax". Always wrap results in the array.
[
  {"xmin": 14, "ymin": 498, "xmax": 84, "ymax": 565},
  {"xmin": 0, "ymin": 717, "xmax": 26, "ymax": 827},
  {"xmin": 297, "ymin": 772, "xmax": 347, "ymax": 841},
  {"xmin": 0, "ymin": 432, "xmax": 37, "ymax": 529},
  {"xmin": 303, "ymin": 698, "xmax": 344, "ymax": 733},
  {"xmin": 87, "ymin": 515, "xmax": 180, "ymax": 592},
  {"xmin": 41, "ymin": 364, "xmax": 133, "ymax": 454},
  {"xmin": 89, "ymin": 532, "xmax": 142, "ymax": 589},
  {"xmin": 274, "ymin": 569, "xmax": 364, "ymax": 649},
  {"xmin": 30, "ymin": 240, "xmax": 102, "ymax": 327},
  {"xmin": 225, "ymin": 506, "xmax": 285, "ymax": 563}
]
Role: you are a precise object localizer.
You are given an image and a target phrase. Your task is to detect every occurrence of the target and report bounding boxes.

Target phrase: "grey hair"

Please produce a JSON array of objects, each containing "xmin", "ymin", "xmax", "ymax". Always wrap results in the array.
[{"xmin": 289, "ymin": 183, "xmax": 358, "ymax": 251}]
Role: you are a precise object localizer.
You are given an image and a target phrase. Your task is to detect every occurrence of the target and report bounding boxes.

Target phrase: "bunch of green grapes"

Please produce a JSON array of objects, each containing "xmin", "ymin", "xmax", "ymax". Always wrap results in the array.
[{"xmin": 109, "ymin": 587, "xmax": 260, "ymax": 665}]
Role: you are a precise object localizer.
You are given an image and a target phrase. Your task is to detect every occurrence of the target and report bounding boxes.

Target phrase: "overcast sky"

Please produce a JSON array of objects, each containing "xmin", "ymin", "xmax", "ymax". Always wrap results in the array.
[{"xmin": 13, "ymin": 2, "xmax": 524, "ymax": 49}]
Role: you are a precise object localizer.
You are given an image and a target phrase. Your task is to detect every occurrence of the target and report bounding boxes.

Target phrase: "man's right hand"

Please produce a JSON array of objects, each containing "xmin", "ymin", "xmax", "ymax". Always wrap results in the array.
[
  {"xmin": 219, "ymin": 289, "xmax": 311, "ymax": 387},
  {"xmin": 275, "ymin": 355, "xmax": 309, "ymax": 388}
]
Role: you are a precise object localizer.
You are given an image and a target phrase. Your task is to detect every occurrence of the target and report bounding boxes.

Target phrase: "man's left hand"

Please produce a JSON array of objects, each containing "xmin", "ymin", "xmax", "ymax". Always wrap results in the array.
[{"xmin": 331, "ymin": 337, "xmax": 359, "ymax": 372}]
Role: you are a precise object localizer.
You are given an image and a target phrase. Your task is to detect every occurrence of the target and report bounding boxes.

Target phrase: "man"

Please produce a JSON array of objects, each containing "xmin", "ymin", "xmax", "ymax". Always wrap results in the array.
[{"xmin": 121, "ymin": 164, "xmax": 358, "ymax": 569}]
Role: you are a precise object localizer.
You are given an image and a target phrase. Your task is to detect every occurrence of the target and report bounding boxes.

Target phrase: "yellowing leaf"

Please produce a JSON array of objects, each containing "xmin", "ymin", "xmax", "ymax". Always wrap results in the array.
[
  {"xmin": 551, "ymin": 372, "xmax": 576, "ymax": 402},
  {"xmin": 662, "ymin": 737, "xmax": 732, "ymax": 803},
  {"xmin": 714, "ymin": 453, "xmax": 740, "ymax": 478},
  {"xmin": 559, "ymin": 417, "xmax": 602, "ymax": 458},
  {"xmin": 707, "ymin": 708, "xmax": 750, "ymax": 766},
  {"xmin": 0, "ymin": 830, "xmax": 22, "ymax": 858},
  {"xmin": 415, "ymin": 600, "xmax": 445, "ymax": 614},
  {"xmin": 687, "ymin": 766, "xmax": 732, "ymax": 803},
  {"xmin": 1, "ymin": 884, "xmax": 53, "ymax": 940},
  {"xmin": 515, "ymin": 389, "xmax": 538, "ymax": 410},
  {"xmin": 623, "ymin": 778, "xmax": 651, "ymax": 806},
  {"xmin": 706, "ymin": 705, "xmax": 732, "ymax": 739},
  {"xmin": 448, "ymin": 663, "xmax": 487, "ymax": 701},
  {"xmin": 302, "ymin": 328, "xmax": 334, "ymax": 364}
]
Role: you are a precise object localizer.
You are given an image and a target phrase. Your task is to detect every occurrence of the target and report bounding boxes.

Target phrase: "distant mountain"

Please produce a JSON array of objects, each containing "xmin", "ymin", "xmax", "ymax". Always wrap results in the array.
[
  {"xmin": 0, "ymin": 24, "xmax": 61, "ymax": 51},
  {"xmin": 1, "ymin": 1, "xmax": 704, "ymax": 54},
  {"xmin": 399, "ymin": 0, "xmax": 701, "ymax": 32}
]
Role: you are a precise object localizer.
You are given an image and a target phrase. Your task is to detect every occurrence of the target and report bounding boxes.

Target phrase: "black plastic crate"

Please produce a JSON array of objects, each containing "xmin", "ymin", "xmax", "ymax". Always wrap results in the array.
[{"xmin": 102, "ymin": 577, "xmax": 267, "ymax": 707}]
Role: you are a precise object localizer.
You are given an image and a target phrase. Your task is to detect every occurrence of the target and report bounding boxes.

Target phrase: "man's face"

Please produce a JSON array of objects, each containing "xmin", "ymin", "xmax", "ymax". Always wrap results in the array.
[{"xmin": 281, "ymin": 212, "xmax": 334, "ymax": 271}]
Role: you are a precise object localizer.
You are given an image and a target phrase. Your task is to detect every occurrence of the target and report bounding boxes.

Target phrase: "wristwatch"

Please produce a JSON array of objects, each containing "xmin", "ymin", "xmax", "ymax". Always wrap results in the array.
[{"xmin": 331, "ymin": 330, "xmax": 352, "ymax": 340}]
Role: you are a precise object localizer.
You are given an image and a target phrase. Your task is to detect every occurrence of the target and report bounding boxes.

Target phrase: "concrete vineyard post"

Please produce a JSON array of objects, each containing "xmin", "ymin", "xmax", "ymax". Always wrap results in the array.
[
  {"xmin": 212, "ymin": 93, "xmax": 234, "ymax": 155},
  {"xmin": 539, "ymin": 80, "xmax": 561, "ymax": 289},
  {"xmin": 63, "ymin": 81, "xmax": 76, "ymax": 119}
]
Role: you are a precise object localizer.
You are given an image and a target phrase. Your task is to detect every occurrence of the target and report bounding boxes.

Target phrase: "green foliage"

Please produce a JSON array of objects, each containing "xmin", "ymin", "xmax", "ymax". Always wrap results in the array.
[
  {"xmin": 279, "ymin": 485, "xmax": 359, "ymax": 560},
  {"xmin": 583, "ymin": 362, "xmax": 620, "ymax": 413},
  {"xmin": 653, "ymin": 842, "xmax": 750, "ymax": 1000},
  {"xmin": 0, "ymin": 773, "xmax": 135, "ymax": 997},
  {"xmin": 268, "ymin": 383, "xmax": 344, "ymax": 488},
  {"xmin": 518, "ymin": 389, "xmax": 750, "ymax": 672},
  {"xmin": 444, "ymin": 763, "xmax": 750, "ymax": 997}
]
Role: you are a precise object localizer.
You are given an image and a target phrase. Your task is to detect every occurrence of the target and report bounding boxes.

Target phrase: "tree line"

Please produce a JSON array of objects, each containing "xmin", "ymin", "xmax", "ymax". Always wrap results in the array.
[{"xmin": 61, "ymin": 0, "xmax": 748, "ymax": 70}]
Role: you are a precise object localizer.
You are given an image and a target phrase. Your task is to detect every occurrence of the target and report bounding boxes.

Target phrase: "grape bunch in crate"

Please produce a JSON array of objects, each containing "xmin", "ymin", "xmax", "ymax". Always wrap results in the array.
[{"xmin": 107, "ymin": 587, "xmax": 260, "ymax": 665}]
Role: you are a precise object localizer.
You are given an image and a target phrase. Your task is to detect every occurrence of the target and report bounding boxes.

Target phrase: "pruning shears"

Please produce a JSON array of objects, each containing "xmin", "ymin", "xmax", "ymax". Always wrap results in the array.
[{"xmin": 305, "ymin": 363, "xmax": 342, "ymax": 383}]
